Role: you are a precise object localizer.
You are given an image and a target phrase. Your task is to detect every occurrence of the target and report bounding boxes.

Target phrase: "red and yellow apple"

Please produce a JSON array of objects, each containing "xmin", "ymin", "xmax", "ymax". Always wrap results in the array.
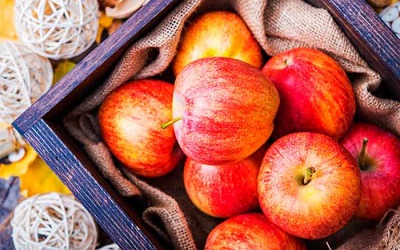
[
  {"xmin": 98, "ymin": 79, "xmax": 183, "ymax": 178},
  {"xmin": 340, "ymin": 122, "xmax": 400, "ymax": 220},
  {"xmin": 172, "ymin": 10, "xmax": 263, "ymax": 76},
  {"xmin": 262, "ymin": 47, "xmax": 356, "ymax": 140},
  {"xmin": 258, "ymin": 132, "xmax": 361, "ymax": 239},
  {"xmin": 183, "ymin": 147, "xmax": 265, "ymax": 218},
  {"xmin": 166, "ymin": 57, "xmax": 280, "ymax": 165},
  {"xmin": 204, "ymin": 213, "xmax": 306, "ymax": 250}
]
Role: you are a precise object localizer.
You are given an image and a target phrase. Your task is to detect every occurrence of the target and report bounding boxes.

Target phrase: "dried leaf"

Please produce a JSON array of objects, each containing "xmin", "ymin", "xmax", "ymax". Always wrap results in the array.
[
  {"xmin": 19, "ymin": 156, "xmax": 71, "ymax": 197},
  {"xmin": 0, "ymin": 146, "xmax": 70, "ymax": 197},
  {"xmin": 100, "ymin": 11, "xmax": 115, "ymax": 28},
  {"xmin": 97, "ymin": 11, "xmax": 115, "ymax": 44},
  {"xmin": 97, "ymin": 26, "xmax": 105, "ymax": 44},
  {"xmin": 53, "ymin": 60, "xmax": 77, "ymax": 84},
  {"xmin": 0, "ymin": 0, "xmax": 18, "ymax": 42},
  {"xmin": 0, "ymin": 146, "xmax": 37, "ymax": 178}
]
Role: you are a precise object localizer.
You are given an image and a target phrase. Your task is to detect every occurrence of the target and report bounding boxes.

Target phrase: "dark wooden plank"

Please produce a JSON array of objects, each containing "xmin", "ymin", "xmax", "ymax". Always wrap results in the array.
[
  {"xmin": 20, "ymin": 119, "xmax": 162, "ymax": 250},
  {"xmin": 307, "ymin": 0, "xmax": 400, "ymax": 98},
  {"xmin": 13, "ymin": 0, "xmax": 180, "ymax": 134}
]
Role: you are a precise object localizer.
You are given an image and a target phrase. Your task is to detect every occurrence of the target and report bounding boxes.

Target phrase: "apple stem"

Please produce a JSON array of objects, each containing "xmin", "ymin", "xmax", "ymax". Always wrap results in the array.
[
  {"xmin": 303, "ymin": 167, "xmax": 316, "ymax": 185},
  {"xmin": 284, "ymin": 59, "xmax": 289, "ymax": 65},
  {"xmin": 358, "ymin": 137, "xmax": 369, "ymax": 171},
  {"xmin": 161, "ymin": 117, "xmax": 182, "ymax": 129}
]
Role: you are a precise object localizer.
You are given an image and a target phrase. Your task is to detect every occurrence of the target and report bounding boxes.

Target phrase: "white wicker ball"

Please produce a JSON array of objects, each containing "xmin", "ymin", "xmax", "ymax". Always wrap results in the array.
[
  {"xmin": 0, "ymin": 41, "xmax": 52, "ymax": 125},
  {"xmin": 14, "ymin": 0, "xmax": 100, "ymax": 60},
  {"xmin": 11, "ymin": 192, "xmax": 98, "ymax": 250},
  {"xmin": 380, "ymin": 2, "xmax": 400, "ymax": 39}
]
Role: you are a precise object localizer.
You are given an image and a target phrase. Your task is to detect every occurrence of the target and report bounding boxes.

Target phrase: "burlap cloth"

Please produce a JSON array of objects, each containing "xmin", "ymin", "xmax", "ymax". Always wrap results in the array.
[{"xmin": 63, "ymin": 0, "xmax": 400, "ymax": 249}]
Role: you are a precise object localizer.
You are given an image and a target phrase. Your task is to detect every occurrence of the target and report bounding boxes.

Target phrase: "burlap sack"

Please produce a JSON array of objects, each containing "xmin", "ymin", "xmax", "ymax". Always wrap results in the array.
[
  {"xmin": 335, "ymin": 208, "xmax": 400, "ymax": 250},
  {"xmin": 64, "ymin": 0, "xmax": 400, "ymax": 249}
]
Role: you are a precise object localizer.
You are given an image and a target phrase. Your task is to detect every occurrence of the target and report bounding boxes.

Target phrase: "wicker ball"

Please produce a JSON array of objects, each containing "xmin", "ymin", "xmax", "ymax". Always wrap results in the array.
[
  {"xmin": 0, "ymin": 41, "xmax": 52, "ymax": 158},
  {"xmin": 14, "ymin": 0, "xmax": 99, "ymax": 60},
  {"xmin": 380, "ymin": 2, "xmax": 400, "ymax": 38},
  {"xmin": 0, "ymin": 41, "xmax": 52, "ymax": 125},
  {"xmin": 11, "ymin": 192, "xmax": 98, "ymax": 250}
]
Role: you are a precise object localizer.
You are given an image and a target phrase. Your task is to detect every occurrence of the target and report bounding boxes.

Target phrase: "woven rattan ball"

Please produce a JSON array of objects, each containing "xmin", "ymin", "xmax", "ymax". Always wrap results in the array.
[
  {"xmin": 14, "ymin": 0, "xmax": 99, "ymax": 60},
  {"xmin": 0, "ymin": 41, "xmax": 52, "ymax": 125},
  {"xmin": 0, "ymin": 40, "xmax": 52, "ymax": 157},
  {"xmin": 11, "ymin": 192, "xmax": 98, "ymax": 250},
  {"xmin": 380, "ymin": 2, "xmax": 400, "ymax": 38}
]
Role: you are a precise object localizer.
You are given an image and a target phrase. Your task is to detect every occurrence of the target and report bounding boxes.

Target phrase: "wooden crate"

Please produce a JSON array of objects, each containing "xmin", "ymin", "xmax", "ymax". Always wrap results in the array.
[{"xmin": 12, "ymin": 0, "xmax": 400, "ymax": 249}]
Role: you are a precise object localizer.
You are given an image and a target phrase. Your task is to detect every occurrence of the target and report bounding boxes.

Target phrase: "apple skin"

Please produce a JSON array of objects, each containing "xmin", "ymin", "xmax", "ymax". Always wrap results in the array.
[
  {"xmin": 204, "ymin": 213, "xmax": 306, "ymax": 250},
  {"xmin": 262, "ymin": 47, "xmax": 356, "ymax": 140},
  {"xmin": 98, "ymin": 79, "xmax": 183, "ymax": 178},
  {"xmin": 172, "ymin": 10, "xmax": 263, "ymax": 76},
  {"xmin": 183, "ymin": 146, "xmax": 266, "ymax": 218},
  {"xmin": 340, "ymin": 122, "xmax": 400, "ymax": 221},
  {"xmin": 172, "ymin": 57, "xmax": 280, "ymax": 165},
  {"xmin": 258, "ymin": 132, "xmax": 361, "ymax": 239}
]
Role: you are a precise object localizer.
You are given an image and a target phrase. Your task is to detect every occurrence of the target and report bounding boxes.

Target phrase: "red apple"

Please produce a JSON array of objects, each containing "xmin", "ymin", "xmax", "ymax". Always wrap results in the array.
[
  {"xmin": 258, "ymin": 132, "xmax": 361, "ymax": 239},
  {"xmin": 98, "ymin": 79, "xmax": 183, "ymax": 178},
  {"xmin": 183, "ymin": 147, "xmax": 265, "ymax": 218},
  {"xmin": 165, "ymin": 57, "xmax": 280, "ymax": 165},
  {"xmin": 262, "ymin": 47, "xmax": 356, "ymax": 140},
  {"xmin": 340, "ymin": 122, "xmax": 400, "ymax": 220},
  {"xmin": 204, "ymin": 213, "xmax": 306, "ymax": 250},
  {"xmin": 172, "ymin": 10, "xmax": 263, "ymax": 76}
]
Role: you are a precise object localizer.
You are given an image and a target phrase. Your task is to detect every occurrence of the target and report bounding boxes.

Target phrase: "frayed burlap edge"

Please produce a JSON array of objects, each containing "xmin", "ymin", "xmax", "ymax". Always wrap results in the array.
[
  {"xmin": 335, "ymin": 208, "xmax": 400, "ymax": 250},
  {"xmin": 121, "ymin": 168, "xmax": 197, "ymax": 250}
]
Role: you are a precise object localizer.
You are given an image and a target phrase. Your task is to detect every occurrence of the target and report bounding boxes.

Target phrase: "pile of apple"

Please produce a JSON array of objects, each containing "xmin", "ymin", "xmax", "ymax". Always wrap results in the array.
[{"xmin": 97, "ymin": 10, "xmax": 400, "ymax": 249}]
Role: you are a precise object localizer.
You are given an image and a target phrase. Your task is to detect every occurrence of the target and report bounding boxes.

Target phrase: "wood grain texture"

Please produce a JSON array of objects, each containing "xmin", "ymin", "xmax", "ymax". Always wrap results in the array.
[
  {"xmin": 307, "ymin": 0, "xmax": 400, "ymax": 99},
  {"xmin": 22, "ymin": 119, "xmax": 163, "ymax": 250}
]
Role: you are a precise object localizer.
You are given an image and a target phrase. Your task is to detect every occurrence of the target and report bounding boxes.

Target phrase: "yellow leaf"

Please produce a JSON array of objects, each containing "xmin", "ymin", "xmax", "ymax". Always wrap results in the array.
[
  {"xmin": 99, "ymin": 12, "xmax": 114, "ymax": 28},
  {"xmin": 0, "ymin": 145, "xmax": 37, "ymax": 178},
  {"xmin": 96, "ymin": 26, "xmax": 105, "ymax": 44},
  {"xmin": 53, "ymin": 60, "xmax": 76, "ymax": 84},
  {"xmin": 19, "ymin": 156, "xmax": 71, "ymax": 197},
  {"xmin": 0, "ymin": 145, "xmax": 70, "ymax": 197},
  {"xmin": 96, "ymin": 11, "xmax": 114, "ymax": 44},
  {"xmin": 0, "ymin": 0, "xmax": 18, "ymax": 42}
]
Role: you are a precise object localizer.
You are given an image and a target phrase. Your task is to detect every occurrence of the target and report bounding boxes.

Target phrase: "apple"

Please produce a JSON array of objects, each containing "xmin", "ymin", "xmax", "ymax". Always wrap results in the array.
[
  {"xmin": 164, "ymin": 57, "xmax": 280, "ymax": 165},
  {"xmin": 183, "ymin": 146, "xmax": 266, "ymax": 218},
  {"xmin": 258, "ymin": 132, "xmax": 361, "ymax": 239},
  {"xmin": 340, "ymin": 122, "xmax": 400, "ymax": 220},
  {"xmin": 98, "ymin": 79, "xmax": 183, "ymax": 178},
  {"xmin": 204, "ymin": 213, "xmax": 306, "ymax": 250},
  {"xmin": 172, "ymin": 10, "xmax": 263, "ymax": 76},
  {"xmin": 262, "ymin": 47, "xmax": 356, "ymax": 140}
]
